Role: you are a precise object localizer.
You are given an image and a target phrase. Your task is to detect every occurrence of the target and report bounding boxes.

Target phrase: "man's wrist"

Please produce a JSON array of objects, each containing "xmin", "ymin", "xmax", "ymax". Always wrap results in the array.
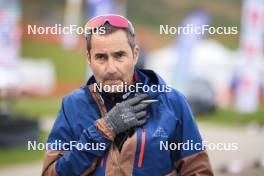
[{"xmin": 96, "ymin": 118, "xmax": 116, "ymax": 141}]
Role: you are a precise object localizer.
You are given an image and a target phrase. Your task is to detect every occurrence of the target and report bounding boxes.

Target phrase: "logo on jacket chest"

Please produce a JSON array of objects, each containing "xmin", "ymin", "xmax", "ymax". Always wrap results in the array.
[{"xmin": 152, "ymin": 126, "xmax": 169, "ymax": 138}]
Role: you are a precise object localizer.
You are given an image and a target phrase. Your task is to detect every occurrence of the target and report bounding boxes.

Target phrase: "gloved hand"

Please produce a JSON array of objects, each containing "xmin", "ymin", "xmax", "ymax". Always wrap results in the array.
[{"xmin": 104, "ymin": 94, "xmax": 149, "ymax": 135}]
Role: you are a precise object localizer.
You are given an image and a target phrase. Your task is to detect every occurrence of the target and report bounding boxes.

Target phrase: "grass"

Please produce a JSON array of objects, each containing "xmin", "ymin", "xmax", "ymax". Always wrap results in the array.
[
  {"xmin": 14, "ymin": 97, "xmax": 61, "ymax": 118},
  {"xmin": 197, "ymin": 106, "xmax": 264, "ymax": 126},
  {"xmin": 0, "ymin": 147, "xmax": 44, "ymax": 168},
  {"xmin": 21, "ymin": 39, "xmax": 86, "ymax": 83},
  {"xmin": 0, "ymin": 131, "xmax": 48, "ymax": 168}
]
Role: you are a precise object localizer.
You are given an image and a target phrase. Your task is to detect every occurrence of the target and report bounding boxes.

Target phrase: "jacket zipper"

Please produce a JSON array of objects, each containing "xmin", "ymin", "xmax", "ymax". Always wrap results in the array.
[
  {"xmin": 138, "ymin": 128, "xmax": 146, "ymax": 168},
  {"xmin": 100, "ymin": 157, "xmax": 104, "ymax": 167}
]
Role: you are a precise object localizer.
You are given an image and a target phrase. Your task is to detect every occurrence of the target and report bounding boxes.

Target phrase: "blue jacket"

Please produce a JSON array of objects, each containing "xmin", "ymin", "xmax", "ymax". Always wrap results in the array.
[{"xmin": 42, "ymin": 68, "xmax": 213, "ymax": 176}]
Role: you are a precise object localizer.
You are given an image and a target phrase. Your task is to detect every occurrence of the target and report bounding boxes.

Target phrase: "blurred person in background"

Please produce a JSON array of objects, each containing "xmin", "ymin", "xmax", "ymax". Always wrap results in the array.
[{"xmin": 42, "ymin": 14, "xmax": 213, "ymax": 176}]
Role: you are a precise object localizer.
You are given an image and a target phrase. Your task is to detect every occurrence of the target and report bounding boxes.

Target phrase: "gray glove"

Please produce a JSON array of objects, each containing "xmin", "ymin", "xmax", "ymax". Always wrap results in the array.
[{"xmin": 104, "ymin": 94, "xmax": 149, "ymax": 134}]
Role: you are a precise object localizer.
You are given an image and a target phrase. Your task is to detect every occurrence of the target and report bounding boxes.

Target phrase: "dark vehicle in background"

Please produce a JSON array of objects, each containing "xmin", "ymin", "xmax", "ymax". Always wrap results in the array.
[{"xmin": 186, "ymin": 78, "xmax": 216, "ymax": 115}]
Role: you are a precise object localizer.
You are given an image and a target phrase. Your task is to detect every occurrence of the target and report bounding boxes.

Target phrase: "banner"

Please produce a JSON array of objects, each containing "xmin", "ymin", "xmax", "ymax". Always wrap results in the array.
[
  {"xmin": 235, "ymin": 0, "xmax": 264, "ymax": 113},
  {"xmin": 87, "ymin": 0, "xmax": 115, "ymax": 18},
  {"xmin": 61, "ymin": 0, "xmax": 82, "ymax": 50},
  {"xmin": 0, "ymin": 0, "xmax": 21, "ymax": 90},
  {"xmin": 173, "ymin": 11, "xmax": 210, "ymax": 90}
]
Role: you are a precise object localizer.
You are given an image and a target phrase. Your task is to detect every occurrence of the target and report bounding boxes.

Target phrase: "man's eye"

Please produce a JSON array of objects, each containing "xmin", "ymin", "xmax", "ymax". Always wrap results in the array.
[
  {"xmin": 95, "ymin": 55, "xmax": 106, "ymax": 60},
  {"xmin": 114, "ymin": 52, "xmax": 126, "ymax": 60},
  {"xmin": 116, "ymin": 53, "xmax": 123, "ymax": 57}
]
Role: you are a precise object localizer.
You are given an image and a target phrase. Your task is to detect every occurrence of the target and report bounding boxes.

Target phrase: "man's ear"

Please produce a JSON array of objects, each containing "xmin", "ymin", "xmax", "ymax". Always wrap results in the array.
[
  {"xmin": 86, "ymin": 51, "xmax": 91, "ymax": 64},
  {"xmin": 133, "ymin": 45, "xmax": 139, "ymax": 66}
]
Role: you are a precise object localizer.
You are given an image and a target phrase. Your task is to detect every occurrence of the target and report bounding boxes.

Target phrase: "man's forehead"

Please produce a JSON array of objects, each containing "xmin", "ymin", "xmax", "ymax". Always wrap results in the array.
[
  {"xmin": 93, "ymin": 49, "xmax": 127, "ymax": 55},
  {"xmin": 91, "ymin": 30, "xmax": 128, "ymax": 44},
  {"xmin": 90, "ymin": 30, "xmax": 130, "ymax": 53}
]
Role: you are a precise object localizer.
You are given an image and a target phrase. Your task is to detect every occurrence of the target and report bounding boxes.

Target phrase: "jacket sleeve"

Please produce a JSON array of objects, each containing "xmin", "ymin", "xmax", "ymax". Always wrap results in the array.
[
  {"xmin": 41, "ymin": 97, "xmax": 115, "ymax": 176},
  {"xmin": 172, "ymin": 93, "xmax": 214, "ymax": 175}
]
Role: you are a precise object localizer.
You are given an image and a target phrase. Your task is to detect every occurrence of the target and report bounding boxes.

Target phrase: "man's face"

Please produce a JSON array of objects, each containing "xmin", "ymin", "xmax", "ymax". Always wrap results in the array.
[{"xmin": 87, "ymin": 29, "xmax": 139, "ymax": 92}]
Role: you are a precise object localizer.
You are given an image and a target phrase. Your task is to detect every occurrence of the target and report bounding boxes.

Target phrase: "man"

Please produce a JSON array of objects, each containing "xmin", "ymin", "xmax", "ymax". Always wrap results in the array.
[{"xmin": 42, "ymin": 14, "xmax": 213, "ymax": 176}]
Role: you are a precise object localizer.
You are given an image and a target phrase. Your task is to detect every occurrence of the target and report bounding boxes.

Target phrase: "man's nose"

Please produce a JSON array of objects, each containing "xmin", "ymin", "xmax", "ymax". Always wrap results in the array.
[{"xmin": 106, "ymin": 58, "xmax": 118, "ymax": 74}]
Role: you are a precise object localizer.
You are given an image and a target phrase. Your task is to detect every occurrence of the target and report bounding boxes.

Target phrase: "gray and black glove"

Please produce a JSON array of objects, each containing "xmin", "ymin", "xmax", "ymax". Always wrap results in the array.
[{"xmin": 104, "ymin": 94, "xmax": 149, "ymax": 135}]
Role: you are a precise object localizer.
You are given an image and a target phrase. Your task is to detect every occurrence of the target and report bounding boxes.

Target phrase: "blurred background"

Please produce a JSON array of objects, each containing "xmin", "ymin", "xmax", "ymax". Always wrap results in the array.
[{"xmin": 0, "ymin": 0, "xmax": 264, "ymax": 175}]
